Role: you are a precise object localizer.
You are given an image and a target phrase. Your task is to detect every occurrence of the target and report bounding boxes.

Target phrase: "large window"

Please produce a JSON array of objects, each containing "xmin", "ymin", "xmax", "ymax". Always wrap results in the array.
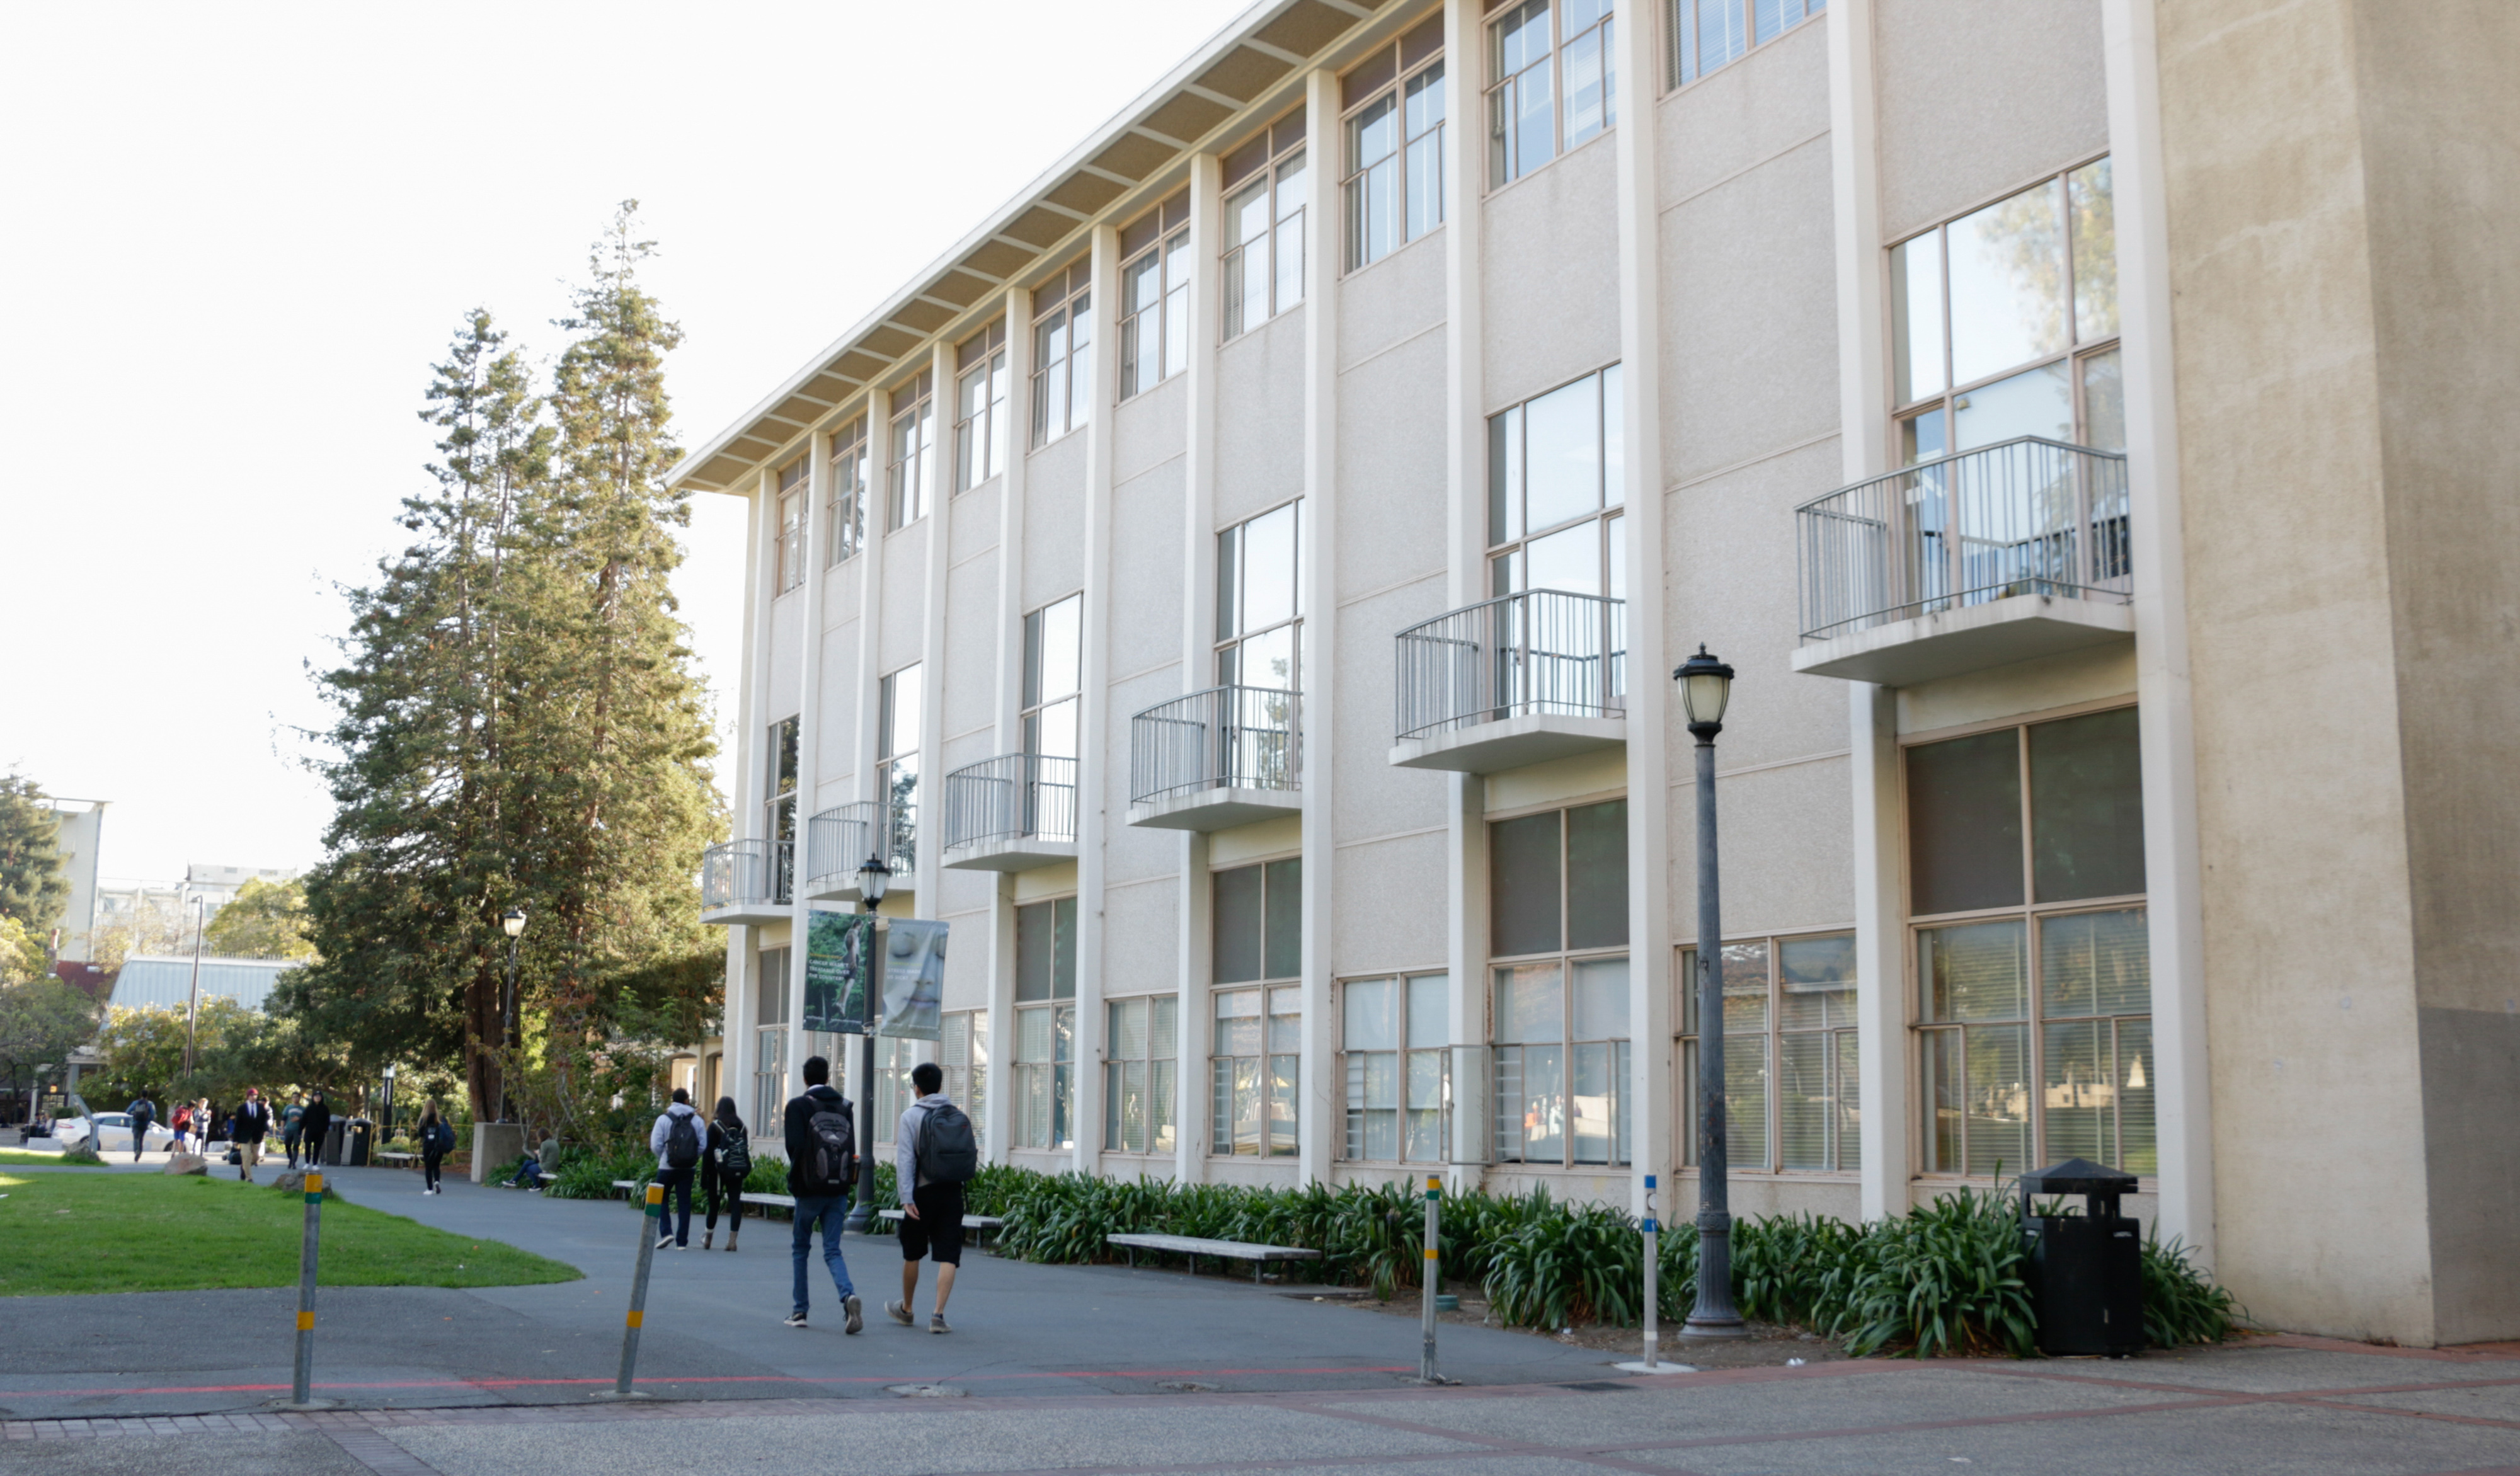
[
  {"xmin": 1487, "ymin": 0, "xmax": 1615, "ymax": 188},
  {"xmin": 878, "ymin": 666, "xmax": 920, "ymax": 873},
  {"xmin": 874, "ymin": 1036, "xmax": 919, "ymax": 1143},
  {"xmin": 1211, "ymin": 858, "xmax": 1301, "ymax": 1156},
  {"xmin": 1680, "ymin": 932, "xmax": 1858, "ymax": 1172},
  {"xmin": 827, "ymin": 417, "xmax": 868, "ymax": 566},
  {"xmin": 1031, "ymin": 258, "xmax": 1093, "ymax": 446},
  {"xmin": 1489, "ymin": 365, "xmax": 1624, "ymax": 598},
  {"xmin": 1340, "ymin": 973, "xmax": 1450, "ymax": 1162},
  {"xmin": 1490, "ymin": 799, "xmax": 1629, "ymax": 1167},
  {"xmin": 775, "ymin": 456, "xmax": 808, "ymax": 593},
  {"xmin": 1216, "ymin": 500, "xmax": 1303, "ymax": 692},
  {"xmin": 1120, "ymin": 192, "xmax": 1191, "ymax": 399},
  {"xmin": 1344, "ymin": 16, "xmax": 1446, "ymax": 270},
  {"xmin": 1670, "ymin": 0, "xmax": 1823, "ymax": 88},
  {"xmin": 1104, "ymin": 995, "xmax": 1178, "ymax": 1154},
  {"xmin": 754, "ymin": 947, "xmax": 790, "ymax": 1133},
  {"xmin": 954, "ymin": 320, "xmax": 1009, "ymax": 491},
  {"xmin": 766, "ymin": 716, "xmax": 799, "ymax": 901},
  {"xmin": 1013, "ymin": 896, "xmax": 1077, "ymax": 1151},
  {"xmin": 939, "ymin": 1009, "xmax": 987, "ymax": 1151},
  {"xmin": 1223, "ymin": 108, "xmax": 1308, "ymax": 340},
  {"xmin": 887, "ymin": 371, "xmax": 935, "ymax": 529},
  {"xmin": 1908, "ymin": 707, "xmax": 2151, "ymax": 1178},
  {"xmin": 1024, "ymin": 594, "xmax": 1083, "ymax": 762},
  {"xmin": 1891, "ymin": 159, "xmax": 2121, "ymax": 464}
]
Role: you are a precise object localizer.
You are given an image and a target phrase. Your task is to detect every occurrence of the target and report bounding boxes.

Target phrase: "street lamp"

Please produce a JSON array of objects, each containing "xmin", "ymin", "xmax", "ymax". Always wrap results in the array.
[
  {"xmin": 845, "ymin": 855, "xmax": 891, "ymax": 1232},
  {"xmin": 183, "ymin": 895, "xmax": 209, "ymax": 1076},
  {"xmin": 501, "ymin": 908, "xmax": 527, "ymax": 1122},
  {"xmin": 1675, "ymin": 644, "xmax": 1747, "ymax": 1341}
]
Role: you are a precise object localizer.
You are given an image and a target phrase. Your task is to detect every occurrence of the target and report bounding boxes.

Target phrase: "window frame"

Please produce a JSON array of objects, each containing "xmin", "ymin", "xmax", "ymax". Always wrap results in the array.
[
  {"xmin": 774, "ymin": 457, "xmax": 808, "ymax": 593},
  {"xmin": 1012, "ymin": 895, "xmax": 1079, "ymax": 1152},
  {"xmin": 1486, "ymin": 0, "xmax": 1618, "ymax": 191},
  {"xmin": 1678, "ymin": 930, "xmax": 1860, "ymax": 1175},
  {"xmin": 1222, "ymin": 106, "xmax": 1310, "ymax": 341},
  {"xmin": 1023, "ymin": 593, "xmax": 1085, "ymax": 761},
  {"xmin": 1486, "ymin": 363, "xmax": 1625, "ymax": 600},
  {"xmin": 1898, "ymin": 701, "xmax": 2155, "ymax": 1182},
  {"xmin": 1486, "ymin": 797, "xmax": 1632, "ymax": 1170},
  {"xmin": 886, "ymin": 372, "xmax": 936, "ymax": 530},
  {"xmin": 1667, "ymin": 0, "xmax": 1824, "ymax": 91},
  {"xmin": 1337, "ymin": 971, "xmax": 1453, "ymax": 1164},
  {"xmin": 1031, "ymin": 258, "xmax": 1094, "ymax": 447},
  {"xmin": 1887, "ymin": 156, "xmax": 2121, "ymax": 466},
  {"xmin": 876, "ymin": 665, "xmax": 921, "ymax": 874},
  {"xmin": 1208, "ymin": 855, "xmax": 1303, "ymax": 1158},
  {"xmin": 1215, "ymin": 498, "xmax": 1305, "ymax": 693},
  {"xmin": 954, "ymin": 321, "xmax": 1010, "ymax": 492},
  {"xmin": 1102, "ymin": 993, "xmax": 1179, "ymax": 1155},
  {"xmin": 1342, "ymin": 16, "xmax": 1448, "ymax": 272},
  {"xmin": 1118, "ymin": 191, "xmax": 1193, "ymax": 400},
  {"xmin": 753, "ymin": 947, "xmax": 791, "ymax": 1134},
  {"xmin": 827, "ymin": 417, "xmax": 868, "ymax": 566}
]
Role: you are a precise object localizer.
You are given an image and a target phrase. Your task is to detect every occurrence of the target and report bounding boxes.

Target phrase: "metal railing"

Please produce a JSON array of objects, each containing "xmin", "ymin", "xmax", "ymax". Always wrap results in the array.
[
  {"xmin": 1795, "ymin": 436, "xmax": 2132, "ymax": 643},
  {"xmin": 940, "ymin": 752, "xmax": 1079, "ymax": 854},
  {"xmin": 1130, "ymin": 685, "xmax": 1301, "ymax": 805},
  {"xmin": 1394, "ymin": 588, "xmax": 1627, "ymax": 743},
  {"xmin": 805, "ymin": 801, "xmax": 890, "ymax": 890},
  {"xmin": 700, "ymin": 838, "xmax": 792, "ymax": 910}
]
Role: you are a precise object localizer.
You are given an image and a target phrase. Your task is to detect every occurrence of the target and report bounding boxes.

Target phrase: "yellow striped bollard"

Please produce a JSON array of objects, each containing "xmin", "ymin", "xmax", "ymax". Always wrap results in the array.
[{"xmin": 605, "ymin": 1182, "xmax": 664, "ymax": 1399}]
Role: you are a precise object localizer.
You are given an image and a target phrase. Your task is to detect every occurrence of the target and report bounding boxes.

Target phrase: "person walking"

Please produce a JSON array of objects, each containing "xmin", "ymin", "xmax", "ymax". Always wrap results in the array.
[
  {"xmin": 168, "ymin": 1101, "xmax": 192, "ymax": 1154},
  {"xmin": 418, "ymin": 1101, "xmax": 453, "ymax": 1194},
  {"xmin": 701, "ymin": 1096, "xmax": 750, "ymax": 1252},
  {"xmin": 282, "ymin": 1094, "xmax": 307, "ymax": 1168},
  {"xmin": 124, "ymin": 1095, "xmax": 156, "ymax": 1161},
  {"xmin": 780, "ymin": 1055, "xmax": 861, "ymax": 1332},
  {"xmin": 647, "ymin": 1088, "xmax": 704, "ymax": 1250},
  {"xmin": 231, "ymin": 1087, "xmax": 271, "ymax": 1182},
  {"xmin": 299, "ymin": 1090, "xmax": 333, "ymax": 1170},
  {"xmin": 887, "ymin": 1061, "xmax": 979, "ymax": 1335}
]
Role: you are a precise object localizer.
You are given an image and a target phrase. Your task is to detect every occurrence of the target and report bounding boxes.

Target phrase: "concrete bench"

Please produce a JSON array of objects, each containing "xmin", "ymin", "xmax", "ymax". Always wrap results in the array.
[
  {"xmin": 375, "ymin": 1151, "xmax": 416, "ymax": 1168},
  {"xmin": 1106, "ymin": 1232, "xmax": 1322, "ymax": 1284},
  {"xmin": 879, "ymin": 1208, "xmax": 1003, "ymax": 1240}
]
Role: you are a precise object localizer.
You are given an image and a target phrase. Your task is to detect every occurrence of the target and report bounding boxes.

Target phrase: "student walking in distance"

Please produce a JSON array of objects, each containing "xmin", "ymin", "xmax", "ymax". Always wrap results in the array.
[
  {"xmin": 781, "ymin": 1055, "xmax": 862, "ymax": 1332},
  {"xmin": 418, "ymin": 1101, "xmax": 454, "ymax": 1194},
  {"xmin": 282, "ymin": 1094, "xmax": 307, "ymax": 1168},
  {"xmin": 648, "ymin": 1088, "xmax": 704, "ymax": 1249},
  {"xmin": 701, "ymin": 1096, "xmax": 750, "ymax": 1252},
  {"xmin": 168, "ymin": 1101, "xmax": 192, "ymax": 1154},
  {"xmin": 888, "ymin": 1061, "xmax": 980, "ymax": 1334},
  {"xmin": 299, "ymin": 1091, "xmax": 333, "ymax": 1169},
  {"xmin": 124, "ymin": 1096, "xmax": 156, "ymax": 1160},
  {"xmin": 231, "ymin": 1087, "xmax": 271, "ymax": 1182}
]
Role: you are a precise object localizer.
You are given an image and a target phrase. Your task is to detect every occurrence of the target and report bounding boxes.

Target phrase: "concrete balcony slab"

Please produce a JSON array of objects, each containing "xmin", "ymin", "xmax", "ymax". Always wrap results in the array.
[
  {"xmin": 941, "ymin": 837, "xmax": 1079, "ymax": 872},
  {"xmin": 1388, "ymin": 714, "xmax": 1627, "ymax": 774},
  {"xmin": 1792, "ymin": 594, "xmax": 2133, "ymax": 687},
  {"xmin": 1126, "ymin": 786, "xmax": 1305, "ymax": 832}
]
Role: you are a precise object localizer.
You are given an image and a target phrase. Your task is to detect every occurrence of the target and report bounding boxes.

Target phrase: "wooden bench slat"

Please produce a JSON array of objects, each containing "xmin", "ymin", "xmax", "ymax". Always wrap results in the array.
[{"xmin": 1105, "ymin": 1233, "xmax": 1320, "ymax": 1260}]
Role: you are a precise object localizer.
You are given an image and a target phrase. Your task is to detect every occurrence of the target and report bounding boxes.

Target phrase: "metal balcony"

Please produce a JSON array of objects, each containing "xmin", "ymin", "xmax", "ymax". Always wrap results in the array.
[
  {"xmin": 802, "ymin": 801, "xmax": 907, "ymax": 901},
  {"xmin": 1128, "ymin": 685, "xmax": 1303, "ymax": 831},
  {"xmin": 699, "ymin": 838, "xmax": 792, "ymax": 925},
  {"xmin": 1389, "ymin": 589, "xmax": 1626, "ymax": 773},
  {"xmin": 1793, "ymin": 437, "xmax": 2133, "ymax": 687},
  {"xmin": 939, "ymin": 753, "xmax": 1079, "ymax": 871}
]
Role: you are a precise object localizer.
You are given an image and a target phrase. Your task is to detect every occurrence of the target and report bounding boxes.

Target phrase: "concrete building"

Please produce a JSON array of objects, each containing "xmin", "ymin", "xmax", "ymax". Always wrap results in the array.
[
  {"xmin": 669, "ymin": 0, "xmax": 2518, "ymax": 1347},
  {"xmin": 38, "ymin": 799, "xmax": 106, "ymax": 963}
]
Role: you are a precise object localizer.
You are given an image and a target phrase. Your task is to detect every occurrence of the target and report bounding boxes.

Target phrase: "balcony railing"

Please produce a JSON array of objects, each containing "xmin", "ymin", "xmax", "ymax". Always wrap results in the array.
[
  {"xmin": 1796, "ymin": 436, "xmax": 2131, "ymax": 643},
  {"xmin": 701, "ymin": 838, "xmax": 791, "ymax": 911},
  {"xmin": 1130, "ymin": 685, "xmax": 1301, "ymax": 806},
  {"xmin": 805, "ymin": 801, "xmax": 891, "ymax": 892},
  {"xmin": 940, "ymin": 752, "xmax": 1079, "ymax": 854},
  {"xmin": 1394, "ymin": 589, "xmax": 1627, "ymax": 743}
]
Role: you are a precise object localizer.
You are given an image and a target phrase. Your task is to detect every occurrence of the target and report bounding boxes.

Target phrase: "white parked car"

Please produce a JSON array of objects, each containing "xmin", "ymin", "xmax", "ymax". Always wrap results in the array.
[{"xmin": 54, "ymin": 1113, "xmax": 178, "ymax": 1153}]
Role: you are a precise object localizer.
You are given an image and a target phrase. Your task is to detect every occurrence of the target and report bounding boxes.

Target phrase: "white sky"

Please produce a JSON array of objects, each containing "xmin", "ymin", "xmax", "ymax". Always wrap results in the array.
[{"xmin": 0, "ymin": 1, "xmax": 1251, "ymax": 885}]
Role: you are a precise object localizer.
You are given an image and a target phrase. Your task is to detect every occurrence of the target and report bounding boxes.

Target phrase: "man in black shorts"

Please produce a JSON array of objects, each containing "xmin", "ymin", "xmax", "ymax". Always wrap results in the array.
[{"xmin": 887, "ymin": 1062, "xmax": 968, "ymax": 1334}]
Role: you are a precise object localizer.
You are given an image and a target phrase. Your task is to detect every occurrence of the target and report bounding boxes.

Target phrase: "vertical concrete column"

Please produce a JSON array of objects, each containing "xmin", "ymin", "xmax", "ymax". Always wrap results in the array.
[
  {"xmin": 1609, "ymin": 0, "xmax": 1675, "ymax": 1217},
  {"xmin": 987, "ymin": 289, "xmax": 1034, "ymax": 1166},
  {"xmin": 1825, "ymin": 0, "xmax": 1910, "ymax": 1221},
  {"xmin": 1440, "ymin": 0, "xmax": 1491, "ymax": 1186},
  {"xmin": 723, "ymin": 472, "xmax": 770, "ymax": 1129},
  {"xmin": 1297, "ymin": 66, "xmax": 1342, "ymax": 1186},
  {"xmin": 784, "ymin": 432, "xmax": 835, "ymax": 1115},
  {"xmin": 1176, "ymin": 152, "xmax": 1225, "ymax": 1185},
  {"xmin": 1071, "ymin": 224, "xmax": 1123, "ymax": 1175},
  {"xmin": 2100, "ymin": 0, "xmax": 2212, "ymax": 1264},
  {"xmin": 854, "ymin": 386, "xmax": 895, "ymax": 816},
  {"xmin": 916, "ymin": 340, "xmax": 956, "ymax": 915}
]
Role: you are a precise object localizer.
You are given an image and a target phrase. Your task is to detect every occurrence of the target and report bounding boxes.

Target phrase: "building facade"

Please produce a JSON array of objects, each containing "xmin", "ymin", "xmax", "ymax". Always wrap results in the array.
[{"xmin": 671, "ymin": 0, "xmax": 2519, "ymax": 1347}]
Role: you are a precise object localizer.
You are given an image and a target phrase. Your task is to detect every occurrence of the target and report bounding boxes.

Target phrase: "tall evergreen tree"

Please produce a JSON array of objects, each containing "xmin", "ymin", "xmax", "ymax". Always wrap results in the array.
[{"xmin": 0, "ymin": 774, "xmax": 69, "ymax": 939}]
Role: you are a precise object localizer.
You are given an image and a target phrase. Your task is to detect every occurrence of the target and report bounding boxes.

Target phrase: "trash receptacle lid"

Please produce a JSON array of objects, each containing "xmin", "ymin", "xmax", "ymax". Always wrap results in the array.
[{"xmin": 2019, "ymin": 1158, "xmax": 2138, "ymax": 1194}]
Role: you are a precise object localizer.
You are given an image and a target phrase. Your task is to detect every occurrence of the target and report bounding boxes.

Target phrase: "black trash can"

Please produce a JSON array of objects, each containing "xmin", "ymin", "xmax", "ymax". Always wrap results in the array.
[
  {"xmin": 2020, "ymin": 1158, "xmax": 2143, "ymax": 1357},
  {"xmin": 322, "ymin": 1119, "xmax": 346, "ymax": 1166},
  {"xmin": 345, "ymin": 1118, "xmax": 375, "ymax": 1167}
]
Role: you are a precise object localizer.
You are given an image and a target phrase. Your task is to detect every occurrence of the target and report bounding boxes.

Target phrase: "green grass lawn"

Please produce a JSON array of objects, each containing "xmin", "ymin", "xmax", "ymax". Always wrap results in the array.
[
  {"xmin": 0, "ymin": 1150, "xmax": 105, "ymax": 1167},
  {"xmin": 0, "ymin": 1172, "xmax": 583, "ymax": 1297}
]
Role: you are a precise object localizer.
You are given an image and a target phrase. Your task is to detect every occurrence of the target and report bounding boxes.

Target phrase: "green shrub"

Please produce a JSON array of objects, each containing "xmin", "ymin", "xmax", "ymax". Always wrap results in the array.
[{"xmin": 2141, "ymin": 1232, "xmax": 2245, "ymax": 1347}]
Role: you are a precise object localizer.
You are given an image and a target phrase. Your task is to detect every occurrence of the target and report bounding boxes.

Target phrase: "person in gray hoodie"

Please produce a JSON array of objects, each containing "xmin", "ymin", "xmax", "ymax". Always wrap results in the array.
[
  {"xmin": 886, "ymin": 1063, "xmax": 971, "ymax": 1334},
  {"xmin": 646, "ymin": 1088, "xmax": 705, "ymax": 1250}
]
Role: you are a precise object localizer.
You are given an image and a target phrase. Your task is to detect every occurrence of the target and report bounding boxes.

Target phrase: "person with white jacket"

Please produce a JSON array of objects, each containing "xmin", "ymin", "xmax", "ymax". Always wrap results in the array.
[{"xmin": 647, "ymin": 1088, "xmax": 706, "ymax": 1250}]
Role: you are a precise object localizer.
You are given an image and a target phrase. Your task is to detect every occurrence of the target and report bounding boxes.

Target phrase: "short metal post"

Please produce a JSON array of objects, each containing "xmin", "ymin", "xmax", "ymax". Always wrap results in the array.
[
  {"xmin": 289, "ymin": 1171, "xmax": 324, "ymax": 1406},
  {"xmin": 1642, "ymin": 1174, "xmax": 1660, "ymax": 1369},
  {"xmin": 605, "ymin": 1183, "xmax": 663, "ymax": 1399},
  {"xmin": 1419, "ymin": 1175, "xmax": 1441, "ymax": 1383}
]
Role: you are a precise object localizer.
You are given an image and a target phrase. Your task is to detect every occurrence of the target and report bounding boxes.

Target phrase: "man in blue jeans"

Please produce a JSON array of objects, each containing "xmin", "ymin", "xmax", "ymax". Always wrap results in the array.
[{"xmin": 780, "ymin": 1055, "xmax": 862, "ymax": 1332}]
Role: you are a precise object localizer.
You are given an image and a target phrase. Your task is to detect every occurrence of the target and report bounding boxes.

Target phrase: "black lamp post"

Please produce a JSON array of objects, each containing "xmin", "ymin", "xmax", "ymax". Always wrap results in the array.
[
  {"xmin": 1676, "ymin": 644, "xmax": 1748, "ymax": 1340},
  {"xmin": 501, "ymin": 908, "xmax": 527, "ymax": 1122},
  {"xmin": 844, "ymin": 854, "xmax": 890, "ymax": 1232}
]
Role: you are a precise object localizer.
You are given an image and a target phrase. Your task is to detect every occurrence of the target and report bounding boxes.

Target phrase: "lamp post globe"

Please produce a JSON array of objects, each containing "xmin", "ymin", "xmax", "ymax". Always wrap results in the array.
[
  {"xmin": 1676, "ymin": 644, "xmax": 1748, "ymax": 1339},
  {"xmin": 857, "ymin": 855, "xmax": 891, "ymax": 907}
]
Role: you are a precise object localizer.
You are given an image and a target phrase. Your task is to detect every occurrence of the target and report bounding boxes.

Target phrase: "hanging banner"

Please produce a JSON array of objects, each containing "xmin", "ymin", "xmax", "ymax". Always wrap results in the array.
[
  {"xmin": 802, "ymin": 910, "xmax": 871, "ymax": 1034},
  {"xmin": 876, "ymin": 918, "xmax": 949, "ymax": 1041}
]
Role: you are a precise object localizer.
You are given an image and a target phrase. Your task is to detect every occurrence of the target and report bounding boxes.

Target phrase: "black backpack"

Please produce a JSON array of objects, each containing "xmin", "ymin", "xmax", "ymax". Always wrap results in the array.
[
  {"xmin": 917, "ymin": 1101, "xmax": 980, "ymax": 1186},
  {"xmin": 796, "ymin": 1094, "xmax": 856, "ymax": 1195},
  {"xmin": 716, "ymin": 1124, "xmax": 752, "ymax": 1180},
  {"xmin": 664, "ymin": 1110, "xmax": 702, "ymax": 1169}
]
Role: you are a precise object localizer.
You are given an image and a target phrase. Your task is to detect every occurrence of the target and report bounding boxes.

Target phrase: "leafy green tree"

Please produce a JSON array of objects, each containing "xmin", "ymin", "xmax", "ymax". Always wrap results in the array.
[
  {"xmin": 201, "ymin": 877, "xmax": 316, "ymax": 961},
  {"xmin": 0, "ymin": 978, "xmax": 99, "ymax": 1123},
  {"xmin": 0, "ymin": 774, "xmax": 69, "ymax": 938},
  {"xmin": 0, "ymin": 915, "xmax": 50, "ymax": 985},
  {"xmin": 88, "ymin": 999, "xmax": 261, "ymax": 1106}
]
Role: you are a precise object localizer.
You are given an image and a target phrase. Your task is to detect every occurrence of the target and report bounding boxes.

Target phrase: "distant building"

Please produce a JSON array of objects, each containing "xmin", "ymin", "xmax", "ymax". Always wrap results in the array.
[
  {"xmin": 108, "ymin": 954, "xmax": 297, "ymax": 1014},
  {"xmin": 40, "ymin": 798, "xmax": 106, "ymax": 962},
  {"xmin": 92, "ymin": 862, "xmax": 299, "ymax": 952}
]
